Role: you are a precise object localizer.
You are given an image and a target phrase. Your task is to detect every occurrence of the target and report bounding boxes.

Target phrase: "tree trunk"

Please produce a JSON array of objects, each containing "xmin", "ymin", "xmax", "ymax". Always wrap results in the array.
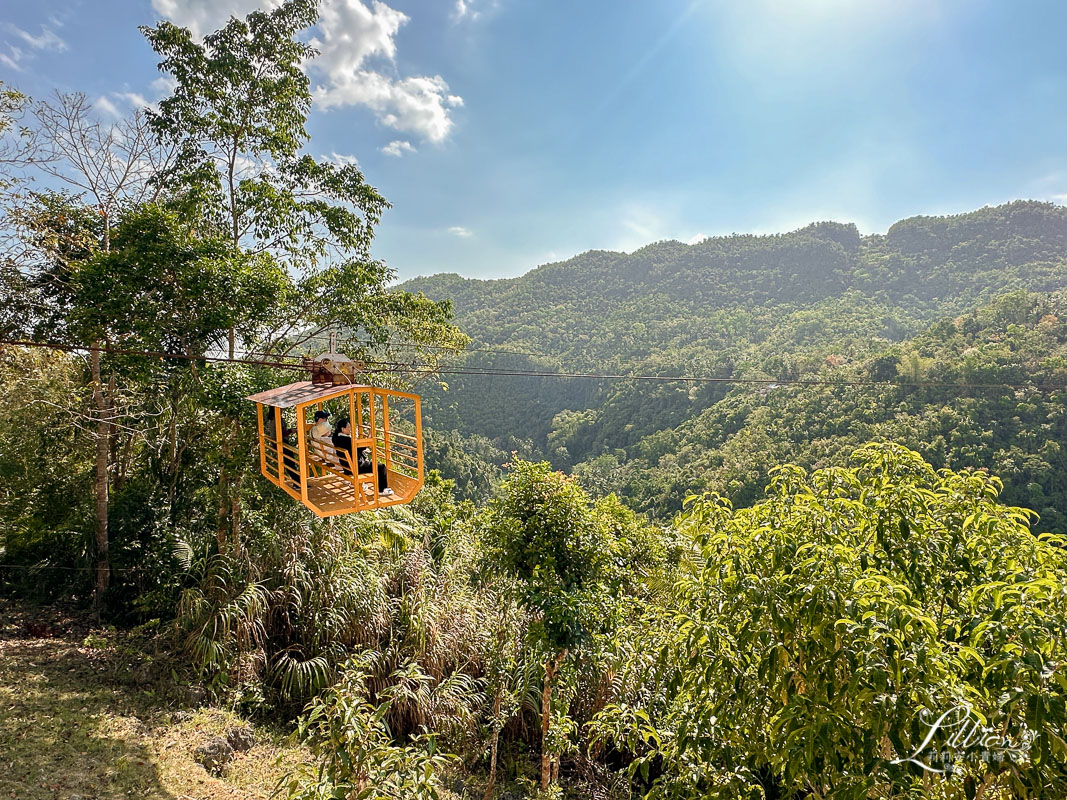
[
  {"xmin": 540, "ymin": 663, "xmax": 552, "ymax": 792},
  {"xmin": 113, "ymin": 428, "xmax": 133, "ymax": 492},
  {"xmin": 167, "ymin": 405, "xmax": 180, "ymax": 510},
  {"xmin": 91, "ymin": 210, "xmax": 113, "ymax": 617},
  {"xmin": 227, "ymin": 137, "xmax": 238, "ymax": 362},
  {"xmin": 90, "ymin": 344, "xmax": 110, "ymax": 616},
  {"xmin": 540, "ymin": 648, "xmax": 567, "ymax": 792}
]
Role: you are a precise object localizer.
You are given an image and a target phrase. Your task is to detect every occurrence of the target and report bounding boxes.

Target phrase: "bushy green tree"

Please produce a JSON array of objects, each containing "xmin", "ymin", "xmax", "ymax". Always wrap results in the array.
[
  {"xmin": 594, "ymin": 443, "xmax": 1067, "ymax": 799},
  {"xmin": 8, "ymin": 88, "xmax": 173, "ymax": 610},
  {"xmin": 137, "ymin": 0, "xmax": 465, "ymax": 559},
  {"xmin": 490, "ymin": 460, "xmax": 616, "ymax": 791},
  {"xmin": 142, "ymin": 0, "xmax": 372, "ymax": 266},
  {"xmin": 0, "ymin": 348, "xmax": 94, "ymax": 598},
  {"xmin": 46, "ymin": 204, "xmax": 284, "ymax": 358},
  {"xmin": 2, "ymin": 1, "xmax": 466, "ymax": 616}
]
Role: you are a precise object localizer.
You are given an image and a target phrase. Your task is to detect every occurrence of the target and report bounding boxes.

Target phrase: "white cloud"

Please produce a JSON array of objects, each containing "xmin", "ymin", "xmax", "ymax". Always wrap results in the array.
[
  {"xmin": 93, "ymin": 90, "xmax": 163, "ymax": 120},
  {"xmin": 1023, "ymin": 171, "xmax": 1067, "ymax": 209},
  {"xmin": 453, "ymin": 0, "xmax": 499, "ymax": 22},
  {"xmin": 454, "ymin": 0, "xmax": 477, "ymax": 20},
  {"xmin": 381, "ymin": 139, "xmax": 415, "ymax": 157},
  {"xmin": 314, "ymin": 70, "xmax": 461, "ymax": 142},
  {"xmin": 234, "ymin": 154, "xmax": 259, "ymax": 177},
  {"xmin": 308, "ymin": 2, "xmax": 462, "ymax": 142},
  {"xmin": 0, "ymin": 22, "xmax": 64, "ymax": 70},
  {"xmin": 93, "ymin": 96, "xmax": 123, "ymax": 119},
  {"xmin": 1029, "ymin": 172, "xmax": 1067, "ymax": 207},
  {"xmin": 150, "ymin": 0, "xmax": 281, "ymax": 40},
  {"xmin": 151, "ymin": 75, "xmax": 178, "ymax": 95},
  {"xmin": 115, "ymin": 92, "xmax": 154, "ymax": 111},
  {"xmin": 322, "ymin": 151, "xmax": 360, "ymax": 166},
  {"xmin": 2, "ymin": 23, "xmax": 67, "ymax": 52},
  {"xmin": 612, "ymin": 203, "xmax": 703, "ymax": 252},
  {"xmin": 621, "ymin": 211, "xmax": 661, "ymax": 243},
  {"xmin": 311, "ymin": 0, "xmax": 406, "ymax": 69},
  {"xmin": 0, "ymin": 48, "xmax": 21, "ymax": 72},
  {"xmin": 448, "ymin": 226, "xmax": 473, "ymax": 238},
  {"xmin": 153, "ymin": 0, "xmax": 464, "ymax": 145}
]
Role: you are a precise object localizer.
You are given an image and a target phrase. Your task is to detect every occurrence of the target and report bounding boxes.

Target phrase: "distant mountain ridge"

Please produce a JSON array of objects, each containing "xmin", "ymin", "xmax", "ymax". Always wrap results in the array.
[
  {"xmin": 402, "ymin": 201, "xmax": 1067, "ymax": 351},
  {"xmin": 402, "ymin": 201, "xmax": 1067, "ymax": 530}
]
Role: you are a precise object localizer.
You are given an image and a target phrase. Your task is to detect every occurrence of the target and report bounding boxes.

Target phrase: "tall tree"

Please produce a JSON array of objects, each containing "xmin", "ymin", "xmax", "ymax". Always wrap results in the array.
[
  {"xmin": 490, "ymin": 461, "xmax": 614, "ymax": 791},
  {"xmin": 31, "ymin": 93, "xmax": 173, "ymax": 249},
  {"xmin": 594, "ymin": 444, "xmax": 1067, "ymax": 798},
  {"xmin": 141, "ymin": 0, "xmax": 465, "ymax": 551},
  {"xmin": 0, "ymin": 82, "xmax": 31, "ymax": 187},
  {"xmin": 141, "ymin": 0, "xmax": 406, "ymax": 359},
  {"xmin": 13, "ymin": 93, "xmax": 175, "ymax": 613}
]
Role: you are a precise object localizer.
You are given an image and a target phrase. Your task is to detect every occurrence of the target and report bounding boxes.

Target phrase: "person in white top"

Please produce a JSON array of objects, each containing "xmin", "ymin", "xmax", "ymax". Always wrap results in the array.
[{"xmin": 309, "ymin": 411, "xmax": 335, "ymax": 463}]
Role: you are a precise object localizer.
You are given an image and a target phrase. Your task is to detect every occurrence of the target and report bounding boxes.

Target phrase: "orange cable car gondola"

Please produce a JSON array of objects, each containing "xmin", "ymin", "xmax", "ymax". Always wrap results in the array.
[{"xmin": 246, "ymin": 353, "xmax": 423, "ymax": 516}]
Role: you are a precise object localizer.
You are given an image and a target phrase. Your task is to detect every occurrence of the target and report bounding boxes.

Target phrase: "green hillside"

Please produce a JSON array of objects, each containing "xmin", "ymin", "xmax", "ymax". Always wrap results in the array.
[{"xmin": 404, "ymin": 201, "xmax": 1067, "ymax": 530}]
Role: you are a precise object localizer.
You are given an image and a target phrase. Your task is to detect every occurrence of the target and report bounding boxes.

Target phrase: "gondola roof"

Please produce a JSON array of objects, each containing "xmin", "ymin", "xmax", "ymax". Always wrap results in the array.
[{"xmin": 246, "ymin": 380, "xmax": 371, "ymax": 409}]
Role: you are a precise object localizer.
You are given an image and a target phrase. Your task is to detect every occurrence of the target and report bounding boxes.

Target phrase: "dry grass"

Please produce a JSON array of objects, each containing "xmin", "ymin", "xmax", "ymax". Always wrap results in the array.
[{"xmin": 0, "ymin": 599, "xmax": 307, "ymax": 800}]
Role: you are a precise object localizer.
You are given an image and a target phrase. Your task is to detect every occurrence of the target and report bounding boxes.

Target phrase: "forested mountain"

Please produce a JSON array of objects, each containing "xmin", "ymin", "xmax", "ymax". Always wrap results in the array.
[
  {"xmin": 407, "ymin": 201, "xmax": 1067, "ymax": 353},
  {"xmin": 405, "ymin": 201, "xmax": 1067, "ymax": 530}
]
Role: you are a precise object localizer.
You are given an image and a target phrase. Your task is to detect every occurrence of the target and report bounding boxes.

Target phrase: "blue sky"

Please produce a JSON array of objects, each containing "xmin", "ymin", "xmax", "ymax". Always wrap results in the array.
[{"xmin": 3, "ymin": 0, "xmax": 1067, "ymax": 281}]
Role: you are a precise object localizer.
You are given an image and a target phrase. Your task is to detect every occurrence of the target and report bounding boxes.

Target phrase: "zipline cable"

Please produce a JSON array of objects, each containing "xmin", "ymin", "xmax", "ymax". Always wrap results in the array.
[
  {"xmin": 0, "ymin": 338, "xmax": 307, "ymax": 372},
  {"xmin": 2, "ymin": 337, "xmax": 1065, "ymax": 394},
  {"xmin": 291, "ymin": 334, "xmax": 545, "ymax": 359},
  {"xmin": 360, "ymin": 361, "xmax": 1066, "ymax": 393}
]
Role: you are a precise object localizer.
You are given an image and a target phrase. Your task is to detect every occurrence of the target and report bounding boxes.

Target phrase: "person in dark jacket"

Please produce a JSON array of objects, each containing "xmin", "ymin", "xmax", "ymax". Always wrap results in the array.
[{"xmin": 331, "ymin": 417, "xmax": 393, "ymax": 496}]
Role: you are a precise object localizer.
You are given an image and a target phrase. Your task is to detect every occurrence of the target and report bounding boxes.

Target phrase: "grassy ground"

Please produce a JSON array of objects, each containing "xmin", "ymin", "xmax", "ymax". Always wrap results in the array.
[
  {"xmin": 0, "ymin": 599, "xmax": 308, "ymax": 800},
  {"xmin": 0, "ymin": 599, "xmax": 564, "ymax": 800}
]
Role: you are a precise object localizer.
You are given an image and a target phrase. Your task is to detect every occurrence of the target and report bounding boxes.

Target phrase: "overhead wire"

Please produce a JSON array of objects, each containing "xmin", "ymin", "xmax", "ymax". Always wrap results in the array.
[
  {"xmin": 0, "ymin": 563, "xmax": 141, "ymax": 574},
  {"xmin": 2, "ymin": 337, "xmax": 1064, "ymax": 394},
  {"xmin": 12, "ymin": 296, "xmax": 541, "ymax": 358},
  {"xmin": 363, "ymin": 361, "xmax": 1065, "ymax": 393},
  {"xmin": 0, "ymin": 338, "xmax": 306, "ymax": 372},
  {"xmin": 289, "ymin": 335, "xmax": 547, "ymax": 359}
]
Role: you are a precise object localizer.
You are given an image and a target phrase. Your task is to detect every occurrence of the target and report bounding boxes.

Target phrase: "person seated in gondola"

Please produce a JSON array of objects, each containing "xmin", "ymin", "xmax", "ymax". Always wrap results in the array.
[
  {"xmin": 331, "ymin": 416, "xmax": 394, "ymax": 497},
  {"xmin": 309, "ymin": 410, "xmax": 336, "ymax": 464}
]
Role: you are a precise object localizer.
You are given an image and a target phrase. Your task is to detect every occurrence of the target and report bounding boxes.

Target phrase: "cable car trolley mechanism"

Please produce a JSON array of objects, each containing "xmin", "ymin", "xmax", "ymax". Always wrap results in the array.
[{"xmin": 246, "ymin": 353, "xmax": 423, "ymax": 516}]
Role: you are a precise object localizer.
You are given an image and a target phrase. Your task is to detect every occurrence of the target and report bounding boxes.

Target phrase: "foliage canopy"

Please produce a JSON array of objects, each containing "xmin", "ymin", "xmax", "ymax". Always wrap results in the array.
[{"xmin": 594, "ymin": 443, "xmax": 1067, "ymax": 799}]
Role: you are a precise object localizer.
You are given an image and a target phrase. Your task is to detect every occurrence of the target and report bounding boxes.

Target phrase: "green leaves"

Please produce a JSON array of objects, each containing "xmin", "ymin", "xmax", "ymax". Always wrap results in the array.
[
  {"xmin": 66, "ymin": 204, "xmax": 286, "ymax": 356},
  {"xmin": 489, "ymin": 461, "xmax": 616, "ymax": 652},
  {"xmin": 138, "ymin": 0, "xmax": 465, "ymax": 375},
  {"xmin": 141, "ymin": 0, "xmax": 387, "ymax": 271},
  {"xmin": 594, "ymin": 443, "xmax": 1067, "ymax": 798},
  {"xmin": 283, "ymin": 653, "xmax": 457, "ymax": 800}
]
